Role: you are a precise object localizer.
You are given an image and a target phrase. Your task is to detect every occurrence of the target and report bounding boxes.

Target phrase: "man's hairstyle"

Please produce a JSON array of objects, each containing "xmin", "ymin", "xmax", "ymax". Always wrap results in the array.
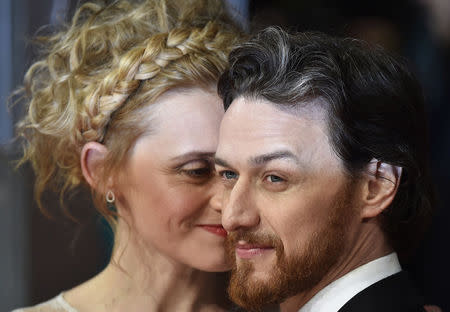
[{"xmin": 218, "ymin": 27, "xmax": 434, "ymax": 260}]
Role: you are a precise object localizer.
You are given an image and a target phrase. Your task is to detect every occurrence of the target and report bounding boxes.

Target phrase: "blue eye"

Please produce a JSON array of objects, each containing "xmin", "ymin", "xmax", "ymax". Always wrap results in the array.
[
  {"xmin": 221, "ymin": 170, "xmax": 238, "ymax": 180},
  {"xmin": 266, "ymin": 175, "xmax": 284, "ymax": 183}
]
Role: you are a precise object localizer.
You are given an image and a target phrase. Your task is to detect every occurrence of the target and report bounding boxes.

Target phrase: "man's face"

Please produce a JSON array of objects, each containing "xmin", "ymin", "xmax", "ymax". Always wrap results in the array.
[{"xmin": 215, "ymin": 97, "xmax": 358, "ymax": 311}]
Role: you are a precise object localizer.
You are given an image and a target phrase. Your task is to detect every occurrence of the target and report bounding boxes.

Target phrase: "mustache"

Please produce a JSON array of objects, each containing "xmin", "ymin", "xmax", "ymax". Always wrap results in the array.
[
  {"xmin": 226, "ymin": 230, "xmax": 283, "ymax": 248},
  {"xmin": 225, "ymin": 230, "xmax": 286, "ymax": 269}
]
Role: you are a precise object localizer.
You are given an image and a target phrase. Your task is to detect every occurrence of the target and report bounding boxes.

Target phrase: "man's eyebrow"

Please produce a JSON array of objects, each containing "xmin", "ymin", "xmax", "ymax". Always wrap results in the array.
[
  {"xmin": 170, "ymin": 151, "xmax": 215, "ymax": 162},
  {"xmin": 214, "ymin": 157, "xmax": 232, "ymax": 168},
  {"xmin": 250, "ymin": 150, "xmax": 300, "ymax": 166},
  {"xmin": 214, "ymin": 150, "xmax": 301, "ymax": 169}
]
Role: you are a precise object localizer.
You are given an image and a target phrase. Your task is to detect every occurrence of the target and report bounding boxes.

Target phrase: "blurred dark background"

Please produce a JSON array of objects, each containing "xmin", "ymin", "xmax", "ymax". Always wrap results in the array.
[{"xmin": 1, "ymin": 0, "xmax": 448, "ymax": 310}]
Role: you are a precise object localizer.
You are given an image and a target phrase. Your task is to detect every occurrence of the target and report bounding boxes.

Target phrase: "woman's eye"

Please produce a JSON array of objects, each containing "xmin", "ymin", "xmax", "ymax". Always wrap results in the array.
[
  {"xmin": 184, "ymin": 167, "xmax": 212, "ymax": 178},
  {"xmin": 221, "ymin": 170, "xmax": 238, "ymax": 180},
  {"xmin": 265, "ymin": 175, "xmax": 285, "ymax": 183}
]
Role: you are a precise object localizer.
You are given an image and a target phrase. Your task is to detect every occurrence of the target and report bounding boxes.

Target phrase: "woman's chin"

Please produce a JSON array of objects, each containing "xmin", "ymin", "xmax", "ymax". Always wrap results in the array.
[{"xmin": 191, "ymin": 258, "xmax": 231, "ymax": 273}]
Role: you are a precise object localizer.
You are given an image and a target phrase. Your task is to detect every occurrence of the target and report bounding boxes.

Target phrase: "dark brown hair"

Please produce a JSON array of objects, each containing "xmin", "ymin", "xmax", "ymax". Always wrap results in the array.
[{"xmin": 218, "ymin": 27, "xmax": 435, "ymax": 260}]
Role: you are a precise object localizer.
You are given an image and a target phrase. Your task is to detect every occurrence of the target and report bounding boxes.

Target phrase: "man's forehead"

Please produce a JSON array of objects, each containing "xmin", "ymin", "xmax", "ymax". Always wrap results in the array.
[
  {"xmin": 221, "ymin": 96, "xmax": 327, "ymax": 129},
  {"xmin": 216, "ymin": 96, "xmax": 337, "ymax": 167},
  {"xmin": 226, "ymin": 95, "xmax": 327, "ymax": 116}
]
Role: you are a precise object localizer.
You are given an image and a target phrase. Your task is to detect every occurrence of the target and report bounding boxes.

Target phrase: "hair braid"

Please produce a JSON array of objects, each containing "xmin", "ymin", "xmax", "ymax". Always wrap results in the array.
[
  {"xmin": 15, "ymin": 0, "xmax": 244, "ymax": 218},
  {"xmin": 81, "ymin": 21, "xmax": 222, "ymax": 144}
]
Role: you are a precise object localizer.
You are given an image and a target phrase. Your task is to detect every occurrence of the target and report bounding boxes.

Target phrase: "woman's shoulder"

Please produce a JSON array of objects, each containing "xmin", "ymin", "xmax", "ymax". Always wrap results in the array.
[{"xmin": 11, "ymin": 293, "xmax": 78, "ymax": 312}]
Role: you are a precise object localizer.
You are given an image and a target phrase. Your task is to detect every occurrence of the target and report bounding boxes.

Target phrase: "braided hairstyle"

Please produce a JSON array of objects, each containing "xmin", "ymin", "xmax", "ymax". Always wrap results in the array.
[{"xmin": 16, "ymin": 0, "xmax": 243, "ymax": 223}]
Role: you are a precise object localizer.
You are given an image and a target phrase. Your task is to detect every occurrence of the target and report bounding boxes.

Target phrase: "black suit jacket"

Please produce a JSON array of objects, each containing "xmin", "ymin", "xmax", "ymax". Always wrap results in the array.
[{"xmin": 338, "ymin": 271, "xmax": 426, "ymax": 312}]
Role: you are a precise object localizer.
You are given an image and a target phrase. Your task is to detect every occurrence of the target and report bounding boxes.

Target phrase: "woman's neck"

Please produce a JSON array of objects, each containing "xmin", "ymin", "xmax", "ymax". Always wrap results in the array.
[{"xmin": 64, "ymin": 223, "xmax": 229, "ymax": 312}]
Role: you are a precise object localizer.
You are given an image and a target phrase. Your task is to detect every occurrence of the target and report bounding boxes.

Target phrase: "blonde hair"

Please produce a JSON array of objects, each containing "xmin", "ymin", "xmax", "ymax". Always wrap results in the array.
[{"xmin": 16, "ymin": 0, "xmax": 243, "ymax": 224}]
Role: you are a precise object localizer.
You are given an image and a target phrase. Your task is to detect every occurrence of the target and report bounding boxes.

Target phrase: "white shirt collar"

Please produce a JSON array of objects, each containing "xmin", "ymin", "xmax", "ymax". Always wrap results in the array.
[{"xmin": 298, "ymin": 252, "xmax": 401, "ymax": 312}]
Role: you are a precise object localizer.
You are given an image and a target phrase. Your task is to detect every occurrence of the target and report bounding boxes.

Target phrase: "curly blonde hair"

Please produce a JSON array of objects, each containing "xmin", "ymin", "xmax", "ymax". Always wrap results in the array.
[{"xmin": 16, "ymin": 0, "xmax": 243, "ymax": 223}]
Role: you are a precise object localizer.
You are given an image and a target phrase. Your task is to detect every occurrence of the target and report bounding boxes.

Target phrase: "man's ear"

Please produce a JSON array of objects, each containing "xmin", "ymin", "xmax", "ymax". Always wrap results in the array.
[
  {"xmin": 360, "ymin": 159, "xmax": 402, "ymax": 219},
  {"xmin": 81, "ymin": 142, "xmax": 109, "ymax": 192}
]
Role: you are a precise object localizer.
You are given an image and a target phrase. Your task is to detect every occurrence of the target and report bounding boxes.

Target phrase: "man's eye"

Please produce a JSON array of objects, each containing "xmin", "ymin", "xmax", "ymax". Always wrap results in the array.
[
  {"xmin": 265, "ymin": 175, "xmax": 285, "ymax": 183},
  {"xmin": 221, "ymin": 170, "xmax": 238, "ymax": 180}
]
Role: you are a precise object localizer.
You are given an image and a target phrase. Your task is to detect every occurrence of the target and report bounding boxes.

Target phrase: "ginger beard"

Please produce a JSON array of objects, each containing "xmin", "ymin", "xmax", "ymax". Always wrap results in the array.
[{"xmin": 225, "ymin": 181, "xmax": 356, "ymax": 312}]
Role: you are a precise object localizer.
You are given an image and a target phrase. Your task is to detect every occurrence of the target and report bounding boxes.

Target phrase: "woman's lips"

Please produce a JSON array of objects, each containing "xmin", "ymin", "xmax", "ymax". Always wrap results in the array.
[
  {"xmin": 198, "ymin": 225, "xmax": 227, "ymax": 237},
  {"xmin": 235, "ymin": 244, "xmax": 274, "ymax": 259}
]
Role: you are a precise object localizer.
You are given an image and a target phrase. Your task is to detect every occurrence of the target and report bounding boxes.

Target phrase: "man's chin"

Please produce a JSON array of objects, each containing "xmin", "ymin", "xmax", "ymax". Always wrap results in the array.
[
  {"xmin": 235, "ymin": 248, "xmax": 277, "ymax": 275},
  {"xmin": 235, "ymin": 263, "xmax": 275, "ymax": 285},
  {"xmin": 228, "ymin": 260, "xmax": 286, "ymax": 312}
]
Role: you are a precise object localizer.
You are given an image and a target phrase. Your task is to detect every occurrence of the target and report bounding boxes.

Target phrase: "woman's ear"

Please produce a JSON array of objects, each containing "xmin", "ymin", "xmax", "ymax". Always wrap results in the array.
[
  {"xmin": 360, "ymin": 159, "xmax": 402, "ymax": 219},
  {"xmin": 81, "ymin": 142, "xmax": 109, "ymax": 192}
]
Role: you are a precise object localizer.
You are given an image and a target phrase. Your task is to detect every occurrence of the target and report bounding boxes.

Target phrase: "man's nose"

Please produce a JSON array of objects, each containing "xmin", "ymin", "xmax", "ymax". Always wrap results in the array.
[{"xmin": 221, "ymin": 179, "xmax": 260, "ymax": 232}]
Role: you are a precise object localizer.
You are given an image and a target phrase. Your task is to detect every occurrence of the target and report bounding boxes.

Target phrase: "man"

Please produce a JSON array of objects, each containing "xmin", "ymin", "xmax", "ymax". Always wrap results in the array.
[{"xmin": 214, "ymin": 27, "xmax": 434, "ymax": 312}]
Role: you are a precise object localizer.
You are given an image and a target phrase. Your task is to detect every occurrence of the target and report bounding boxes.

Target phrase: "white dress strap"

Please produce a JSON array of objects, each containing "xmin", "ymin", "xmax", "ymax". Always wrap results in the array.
[{"xmin": 11, "ymin": 293, "xmax": 78, "ymax": 312}]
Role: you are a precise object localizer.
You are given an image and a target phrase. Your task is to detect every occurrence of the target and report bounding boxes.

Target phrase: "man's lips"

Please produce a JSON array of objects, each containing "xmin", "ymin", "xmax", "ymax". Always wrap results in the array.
[
  {"xmin": 235, "ymin": 243, "xmax": 274, "ymax": 259},
  {"xmin": 197, "ymin": 225, "xmax": 228, "ymax": 237}
]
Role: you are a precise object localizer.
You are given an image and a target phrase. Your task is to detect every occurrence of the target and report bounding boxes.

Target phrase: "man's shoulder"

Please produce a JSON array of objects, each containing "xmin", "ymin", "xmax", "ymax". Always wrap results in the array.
[{"xmin": 338, "ymin": 271, "xmax": 426, "ymax": 312}]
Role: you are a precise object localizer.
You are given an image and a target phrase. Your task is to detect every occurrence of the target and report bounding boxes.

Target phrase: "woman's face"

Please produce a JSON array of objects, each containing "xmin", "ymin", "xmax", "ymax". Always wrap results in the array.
[{"xmin": 115, "ymin": 88, "xmax": 228, "ymax": 272}]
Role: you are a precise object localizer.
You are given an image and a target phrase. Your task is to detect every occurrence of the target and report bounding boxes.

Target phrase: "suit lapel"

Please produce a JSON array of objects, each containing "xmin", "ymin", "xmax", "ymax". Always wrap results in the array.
[{"xmin": 338, "ymin": 271, "xmax": 425, "ymax": 312}]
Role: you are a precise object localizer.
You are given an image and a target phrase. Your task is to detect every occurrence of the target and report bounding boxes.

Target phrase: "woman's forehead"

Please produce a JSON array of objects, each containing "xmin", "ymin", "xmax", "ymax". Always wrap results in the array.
[{"xmin": 132, "ymin": 88, "xmax": 224, "ymax": 158}]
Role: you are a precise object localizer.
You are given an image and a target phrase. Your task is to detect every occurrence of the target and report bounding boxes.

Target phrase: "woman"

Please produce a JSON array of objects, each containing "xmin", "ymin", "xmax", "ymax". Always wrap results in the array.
[{"xmin": 13, "ymin": 0, "xmax": 243, "ymax": 311}]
